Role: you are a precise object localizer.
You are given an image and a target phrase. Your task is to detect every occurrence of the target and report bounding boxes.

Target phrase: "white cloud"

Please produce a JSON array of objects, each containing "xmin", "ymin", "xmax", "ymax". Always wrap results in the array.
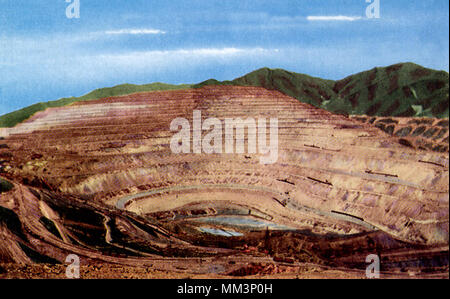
[
  {"xmin": 84, "ymin": 47, "xmax": 280, "ymax": 80},
  {"xmin": 97, "ymin": 47, "xmax": 278, "ymax": 64},
  {"xmin": 307, "ymin": 15, "xmax": 362, "ymax": 21},
  {"xmin": 105, "ymin": 29, "xmax": 166, "ymax": 35}
]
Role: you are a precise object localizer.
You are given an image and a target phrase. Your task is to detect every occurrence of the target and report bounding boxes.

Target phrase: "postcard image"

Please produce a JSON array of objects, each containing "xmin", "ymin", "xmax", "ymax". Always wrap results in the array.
[{"xmin": 0, "ymin": 0, "xmax": 448, "ymax": 284}]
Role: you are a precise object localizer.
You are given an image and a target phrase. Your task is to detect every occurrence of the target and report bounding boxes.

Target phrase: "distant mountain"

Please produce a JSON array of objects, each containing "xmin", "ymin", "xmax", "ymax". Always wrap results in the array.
[
  {"xmin": 0, "ymin": 83, "xmax": 191, "ymax": 128},
  {"xmin": 331, "ymin": 63, "xmax": 449, "ymax": 118},
  {"xmin": 194, "ymin": 68, "xmax": 336, "ymax": 107},
  {"xmin": 195, "ymin": 62, "xmax": 449, "ymax": 118},
  {"xmin": 0, "ymin": 62, "xmax": 448, "ymax": 128}
]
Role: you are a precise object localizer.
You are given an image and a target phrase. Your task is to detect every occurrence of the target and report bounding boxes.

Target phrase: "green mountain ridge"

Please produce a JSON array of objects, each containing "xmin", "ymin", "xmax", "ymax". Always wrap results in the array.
[
  {"xmin": 195, "ymin": 62, "xmax": 449, "ymax": 118},
  {"xmin": 0, "ymin": 62, "xmax": 448, "ymax": 128},
  {"xmin": 330, "ymin": 62, "xmax": 449, "ymax": 118},
  {"xmin": 0, "ymin": 82, "xmax": 191, "ymax": 128}
]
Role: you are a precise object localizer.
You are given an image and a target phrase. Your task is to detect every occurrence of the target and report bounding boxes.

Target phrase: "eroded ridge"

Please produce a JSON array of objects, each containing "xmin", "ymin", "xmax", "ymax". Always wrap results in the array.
[
  {"xmin": 0, "ymin": 86, "xmax": 448, "ymax": 278},
  {"xmin": 351, "ymin": 115, "xmax": 449, "ymax": 153}
]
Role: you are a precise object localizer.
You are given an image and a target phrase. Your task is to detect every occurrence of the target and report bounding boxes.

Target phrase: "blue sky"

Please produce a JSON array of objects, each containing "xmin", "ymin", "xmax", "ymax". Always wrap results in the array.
[{"xmin": 0, "ymin": 0, "xmax": 448, "ymax": 115}]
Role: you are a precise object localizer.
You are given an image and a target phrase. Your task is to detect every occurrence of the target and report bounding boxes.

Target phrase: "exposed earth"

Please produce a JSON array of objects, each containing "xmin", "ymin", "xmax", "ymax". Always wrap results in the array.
[{"xmin": 0, "ymin": 86, "xmax": 448, "ymax": 279}]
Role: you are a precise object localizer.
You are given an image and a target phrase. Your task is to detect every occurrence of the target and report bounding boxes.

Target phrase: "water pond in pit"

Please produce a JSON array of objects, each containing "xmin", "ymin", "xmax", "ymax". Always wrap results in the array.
[
  {"xmin": 194, "ymin": 216, "xmax": 296, "ymax": 231},
  {"xmin": 197, "ymin": 227, "xmax": 243, "ymax": 237}
]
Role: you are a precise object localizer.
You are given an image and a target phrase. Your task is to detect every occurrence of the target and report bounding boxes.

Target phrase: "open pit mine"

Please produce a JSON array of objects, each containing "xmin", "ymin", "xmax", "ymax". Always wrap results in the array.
[{"xmin": 0, "ymin": 86, "xmax": 448, "ymax": 278}]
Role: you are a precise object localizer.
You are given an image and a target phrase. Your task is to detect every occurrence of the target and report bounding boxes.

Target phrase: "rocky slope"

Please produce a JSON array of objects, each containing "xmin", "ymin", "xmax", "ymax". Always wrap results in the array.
[{"xmin": 0, "ymin": 86, "xmax": 448, "ymax": 278}]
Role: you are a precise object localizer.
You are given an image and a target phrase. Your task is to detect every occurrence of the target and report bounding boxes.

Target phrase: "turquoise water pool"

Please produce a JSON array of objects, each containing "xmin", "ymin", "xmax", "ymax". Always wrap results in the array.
[
  {"xmin": 195, "ymin": 216, "xmax": 295, "ymax": 231},
  {"xmin": 197, "ymin": 227, "xmax": 244, "ymax": 237}
]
